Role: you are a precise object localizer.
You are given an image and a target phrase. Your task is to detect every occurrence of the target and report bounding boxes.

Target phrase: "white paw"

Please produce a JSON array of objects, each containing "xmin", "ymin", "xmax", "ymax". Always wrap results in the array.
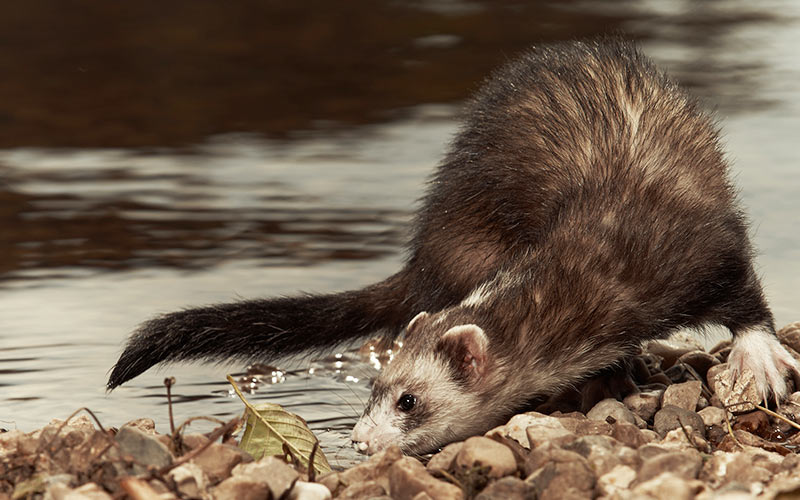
[{"xmin": 728, "ymin": 326, "xmax": 800, "ymax": 403}]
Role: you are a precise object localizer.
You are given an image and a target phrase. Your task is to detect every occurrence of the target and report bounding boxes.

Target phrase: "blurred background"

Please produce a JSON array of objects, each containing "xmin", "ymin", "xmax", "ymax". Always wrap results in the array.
[{"xmin": 1, "ymin": 0, "xmax": 798, "ymax": 466}]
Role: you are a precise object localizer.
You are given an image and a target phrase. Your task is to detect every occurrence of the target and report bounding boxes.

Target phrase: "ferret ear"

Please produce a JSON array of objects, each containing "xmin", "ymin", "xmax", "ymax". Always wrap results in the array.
[
  {"xmin": 436, "ymin": 324, "xmax": 489, "ymax": 382},
  {"xmin": 405, "ymin": 311, "xmax": 430, "ymax": 339}
]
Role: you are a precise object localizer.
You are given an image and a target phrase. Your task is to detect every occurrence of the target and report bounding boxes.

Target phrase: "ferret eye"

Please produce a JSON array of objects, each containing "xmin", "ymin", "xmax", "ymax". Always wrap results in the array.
[{"xmin": 397, "ymin": 393, "xmax": 416, "ymax": 412}]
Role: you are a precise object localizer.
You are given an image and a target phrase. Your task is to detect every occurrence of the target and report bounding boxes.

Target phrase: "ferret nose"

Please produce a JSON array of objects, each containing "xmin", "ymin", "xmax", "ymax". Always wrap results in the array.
[{"xmin": 351, "ymin": 440, "xmax": 370, "ymax": 454}]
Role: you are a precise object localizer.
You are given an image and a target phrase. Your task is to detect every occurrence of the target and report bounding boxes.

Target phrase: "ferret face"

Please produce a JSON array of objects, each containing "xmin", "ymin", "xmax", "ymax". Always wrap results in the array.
[{"xmin": 351, "ymin": 310, "xmax": 493, "ymax": 455}]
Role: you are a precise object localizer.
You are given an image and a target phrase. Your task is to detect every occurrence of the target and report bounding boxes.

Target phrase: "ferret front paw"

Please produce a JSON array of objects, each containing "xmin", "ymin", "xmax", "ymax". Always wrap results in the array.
[{"xmin": 728, "ymin": 326, "xmax": 800, "ymax": 403}]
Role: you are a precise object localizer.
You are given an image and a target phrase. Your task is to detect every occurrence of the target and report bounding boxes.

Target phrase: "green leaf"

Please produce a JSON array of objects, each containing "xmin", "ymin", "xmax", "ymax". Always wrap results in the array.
[{"xmin": 227, "ymin": 375, "xmax": 331, "ymax": 475}]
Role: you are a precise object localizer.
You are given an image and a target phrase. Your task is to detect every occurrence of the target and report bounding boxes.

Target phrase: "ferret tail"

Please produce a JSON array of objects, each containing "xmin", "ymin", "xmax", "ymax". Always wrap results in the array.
[{"xmin": 107, "ymin": 269, "xmax": 412, "ymax": 390}]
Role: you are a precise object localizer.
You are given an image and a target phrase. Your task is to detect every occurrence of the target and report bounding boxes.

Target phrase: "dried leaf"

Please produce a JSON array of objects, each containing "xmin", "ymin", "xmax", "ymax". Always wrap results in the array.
[{"xmin": 227, "ymin": 375, "xmax": 331, "ymax": 474}]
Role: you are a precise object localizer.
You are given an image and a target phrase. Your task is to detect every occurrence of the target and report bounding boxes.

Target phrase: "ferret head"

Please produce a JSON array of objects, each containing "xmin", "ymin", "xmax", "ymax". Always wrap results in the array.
[{"xmin": 351, "ymin": 309, "xmax": 502, "ymax": 455}]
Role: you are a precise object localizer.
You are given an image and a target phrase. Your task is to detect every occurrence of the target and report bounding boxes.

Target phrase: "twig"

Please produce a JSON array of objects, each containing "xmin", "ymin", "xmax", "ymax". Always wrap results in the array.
[
  {"xmin": 156, "ymin": 417, "xmax": 240, "ymax": 476},
  {"xmin": 754, "ymin": 403, "xmax": 800, "ymax": 431},
  {"xmin": 164, "ymin": 377, "xmax": 176, "ymax": 435}
]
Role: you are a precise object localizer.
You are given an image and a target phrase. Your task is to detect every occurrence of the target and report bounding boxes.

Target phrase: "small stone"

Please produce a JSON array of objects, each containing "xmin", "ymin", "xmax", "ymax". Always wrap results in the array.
[
  {"xmin": 455, "ymin": 436, "xmax": 516, "ymax": 479},
  {"xmin": 698, "ymin": 406, "xmax": 728, "ymax": 428},
  {"xmin": 610, "ymin": 421, "xmax": 646, "ymax": 449},
  {"xmin": 677, "ymin": 351, "xmax": 719, "ymax": 379},
  {"xmin": 191, "ymin": 442, "xmax": 250, "ymax": 485},
  {"xmin": 212, "ymin": 476, "xmax": 269, "ymax": 500},
  {"xmin": 316, "ymin": 471, "xmax": 340, "ymax": 494},
  {"xmin": 288, "ymin": 481, "xmax": 333, "ymax": 500},
  {"xmin": 777, "ymin": 321, "xmax": 800, "ymax": 352},
  {"xmin": 491, "ymin": 412, "xmax": 573, "ymax": 448},
  {"xmin": 662, "ymin": 380, "xmax": 703, "ymax": 411},
  {"xmin": 632, "ymin": 472, "xmax": 703, "ymax": 500},
  {"xmin": 660, "ymin": 427, "xmax": 710, "ymax": 452},
  {"xmin": 586, "ymin": 398, "xmax": 637, "ymax": 426},
  {"xmin": 339, "ymin": 445, "xmax": 402, "ymax": 492},
  {"xmin": 121, "ymin": 418, "xmax": 156, "ymax": 434},
  {"xmin": 115, "ymin": 425, "xmax": 173, "ymax": 474},
  {"xmin": 653, "ymin": 405, "xmax": 705, "ymax": 438},
  {"xmin": 338, "ymin": 481, "xmax": 386, "ymax": 499},
  {"xmin": 561, "ymin": 435, "xmax": 636, "ymax": 477},
  {"xmin": 623, "ymin": 389, "xmax": 663, "ymax": 422},
  {"xmin": 475, "ymin": 477, "xmax": 533, "ymax": 499},
  {"xmin": 389, "ymin": 456, "xmax": 463, "ymax": 500},
  {"xmin": 597, "ymin": 465, "xmax": 636, "ymax": 497},
  {"xmin": 639, "ymin": 450, "xmax": 703, "ymax": 482},
  {"xmin": 233, "ymin": 456, "xmax": 299, "ymax": 499},
  {"xmin": 166, "ymin": 463, "xmax": 208, "ymax": 499},
  {"xmin": 69, "ymin": 483, "xmax": 114, "ymax": 500},
  {"xmin": 525, "ymin": 458, "xmax": 596, "ymax": 500},
  {"xmin": 733, "ymin": 411, "xmax": 770, "ymax": 435},
  {"xmin": 182, "ymin": 433, "xmax": 210, "ymax": 451},
  {"xmin": 555, "ymin": 417, "xmax": 612, "ymax": 437},
  {"xmin": 427, "ymin": 442, "xmax": 462, "ymax": 475},
  {"xmin": 708, "ymin": 363, "xmax": 759, "ymax": 412}
]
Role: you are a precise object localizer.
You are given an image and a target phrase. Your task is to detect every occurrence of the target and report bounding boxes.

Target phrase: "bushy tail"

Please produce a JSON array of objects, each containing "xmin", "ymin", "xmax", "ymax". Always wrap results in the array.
[{"xmin": 107, "ymin": 270, "xmax": 411, "ymax": 389}]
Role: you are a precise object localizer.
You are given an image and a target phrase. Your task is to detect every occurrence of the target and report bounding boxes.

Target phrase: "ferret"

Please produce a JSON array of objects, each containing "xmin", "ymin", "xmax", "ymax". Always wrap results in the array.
[{"xmin": 108, "ymin": 39, "xmax": 799, "ymax": 456}]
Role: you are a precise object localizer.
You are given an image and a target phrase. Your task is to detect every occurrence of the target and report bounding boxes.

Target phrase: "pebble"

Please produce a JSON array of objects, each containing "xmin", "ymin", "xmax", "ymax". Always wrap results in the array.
[
  {"xmin": 455, "ymin": 436, "xmax": 517, "ymax": 478},
  {"xmin": 388, "ymin": 456, "xmax": 463, "ymax": 500}
]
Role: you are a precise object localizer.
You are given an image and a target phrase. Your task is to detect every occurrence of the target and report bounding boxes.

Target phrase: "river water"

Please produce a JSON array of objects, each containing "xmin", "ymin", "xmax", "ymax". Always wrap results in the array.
[{"xmin": 1, "ymin": 0, "xmax": 798, "ymax": 467}]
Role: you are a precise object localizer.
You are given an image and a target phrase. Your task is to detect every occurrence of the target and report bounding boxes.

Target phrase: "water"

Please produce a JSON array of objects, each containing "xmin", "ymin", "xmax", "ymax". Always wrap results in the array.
[{"xmin": 1, "ymin": 0, "xmax": 799, "ymax": 468}]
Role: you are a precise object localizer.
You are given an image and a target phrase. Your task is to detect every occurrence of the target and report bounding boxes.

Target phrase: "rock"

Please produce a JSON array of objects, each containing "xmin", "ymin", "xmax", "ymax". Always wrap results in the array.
[
  {"xmin": 632, "ymin": 472, "xmax": 705, "ymax": 500},
  {"xmin": 316, "ymin": 472, "xmax": 340, "ymax": 495},
  {"xmin": 525, "ymin": 457, "xmax": 596, "ymax": 500},
  {"xmin": 166, "ymin": 463, "xmax": 208, "ymax": 499},
  {"xmin": 388, "ymin": 456, "xmax": 463, "ymax": 500},
  {"xmin": 660, "ymin": 427, "xmax": 710, "ymax": 452},
  {"xmin": 555, "ymin": 417, "xmax": 612, "ymax": 437},
  {"xmin": 115, "ymin": 425, "xmax": 173, "ymax": 474},
  {"xmin": 778, "ymin": 321, "xmax": 800, "ymax": 352},
  {"xmin": 698, "ymin": 406, "xmax": 727, "ymax": 428},
  {"xmin": 561, "ymin": 435, "xmax": 637, "ymax": 477},
  {"xmin": 0, "ymin": 430, "xmax": 28, "ymax": 459},
  {"xmin": 338, "ymin": 481, "xmax": 386, "ymax": 499},
  {"xmin": 491, "ymin": 412, "xmax": 573, "ymax": 448},
  {"xmin": 586, "ymin": 398, "xmax": 637, "ymax": 425},
  {"xmin": 121, "ymin": 418, "xmax": 156, "ymax": 434},
  {"xmin": 58, "ymin": 483, "xmax": 113, "ymax": 500},
  {"xmin": 610, "ymin": 421, "xmax": 647, "ymax": 448},
  {"xmin": 486, "ymin": 411, "xmax": 574, "ymax": 449},
  {"xmin": 733, "ymin": 411, "xmax": 770, "ymax": 435},
  {"xmin": 182, "ymin": 433, "xmax": 210, "ymax": 451},
  {"xmin": 339, "ymin": 445, "xmax": 402, "ymax": 492},
  {"xmin": 212, "ymin": 476, "xmax": 269, "ymax": 500},
  {"xmin": 288, "ymin": 481, "xmax": 333, "ymax": 500},
  {"xmin": 623, "ymin": 389, "xmax": 663, "ymax": 422},
  {"xmin": 520, "ymin": 442, "xmax": 581, "ymax": 475},
  {"xmin": 232, "ymin": 456, "xmax": 299, "ymax": 499},
  {"xmin": 191, "ymin": 442, "xmax": 250, "ymax": 485},
  {"xmin": 653, "ymin": 405, "xmax": 705, "ymax": 438},
  {"xmin": 677, "ymin": 351, "xmax": 719, "ymax": 379},
  {"xmin": 474, "ymin": 477, "xmax": 533, "ymax": 499},
  {"xmin": 597, "ymin": 464, "xmax": 636, "ymax": 497},
  {"xmin": 702, "ymin": 448, "xmax": 782, "ymax": 488},
  {"xmin": 638, "ymin": 450, "xmax": 703, "ymax": 482},
  {"xmin": 427, "ymin": 442, "xmax": 463, "ymax": 475},
  {"xmin": 455, "ymin": 437, "xmax": 516, "ymax": 479},
  {"xmin": 662, "ymin": 380, "xmax": 703, "ymax": 411},
  {"xmin": 708, "ymin": 363, "xmax": 759, "ymax": 412}
]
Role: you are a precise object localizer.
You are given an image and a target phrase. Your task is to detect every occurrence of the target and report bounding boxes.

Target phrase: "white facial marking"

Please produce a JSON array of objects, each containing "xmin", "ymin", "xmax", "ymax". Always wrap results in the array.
[
  {"xmin": 728, "ymin": 325, "xmax": 800, "ymax": 402},
  {"xmin": 351, "ymin": 397, "xmax": 403, "ymax": 455}
]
